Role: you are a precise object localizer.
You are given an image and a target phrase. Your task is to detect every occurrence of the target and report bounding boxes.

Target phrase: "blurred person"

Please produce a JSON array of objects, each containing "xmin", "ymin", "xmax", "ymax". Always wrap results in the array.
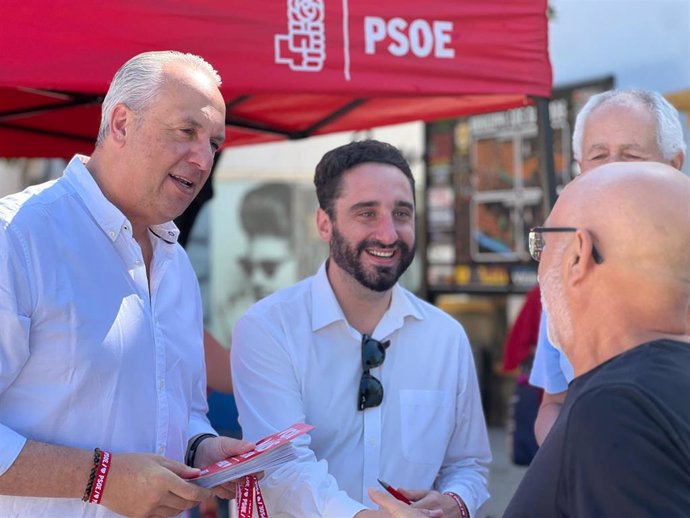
[
  {"xmin": 369, "ymin": 162, "xmax": 690, "ymax": 517},
  {"xmin": 501, "ymin": 285, "xmax": 542, "ymax": 466},
  {"xmin": 530, "ymin": 88, "xmax": 687, "ymax": 444},
  {"xmin": 502, "ymin": 286, "xmax": 542, "ymax": 374},
  {"xmin": 0, "ymin": 51, "xmax": 254, "ymax": 517},
  {"xmin": 232, "ymin": 140, "xmax": 490, "ymax": 518}
]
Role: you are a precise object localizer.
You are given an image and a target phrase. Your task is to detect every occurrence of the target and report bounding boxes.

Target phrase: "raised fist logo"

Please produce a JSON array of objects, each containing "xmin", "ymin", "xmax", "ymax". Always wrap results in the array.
[{"xmin": 275, "ymin": 0, "xmax": 326, "ymax": 72}]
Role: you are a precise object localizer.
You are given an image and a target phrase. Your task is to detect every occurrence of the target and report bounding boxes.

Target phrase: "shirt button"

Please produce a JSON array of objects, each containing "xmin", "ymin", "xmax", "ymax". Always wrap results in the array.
[
  {"xmin": 135, "ymin": 260, "xmax": 142, "ymax": 266},
  {"xmin": 158, "ymin": 446, "xmax": 164, "ymax": 454},
  {"xmin": 108, "ymin": 230, "xmax": 116, "ymax": 238},
  {"xmin": 158, "ymin": 379, "xmax": 165, "ymax": 390},
  {"xmin": 366, "ymin": 438, "xmax": 377, "ymax": 447}
]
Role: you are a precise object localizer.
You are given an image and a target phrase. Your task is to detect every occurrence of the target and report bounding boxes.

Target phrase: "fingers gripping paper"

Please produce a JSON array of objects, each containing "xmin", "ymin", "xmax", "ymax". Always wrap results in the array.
[{"xmin": 189, "ymin": 422, "xmax": 314, "ymax": 489}]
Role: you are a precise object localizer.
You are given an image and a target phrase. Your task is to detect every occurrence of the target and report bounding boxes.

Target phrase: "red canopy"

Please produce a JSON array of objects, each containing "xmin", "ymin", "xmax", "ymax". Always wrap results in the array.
[{"xmin": 0, "ymin": 0, "xmax": 551, "ymax": 158}]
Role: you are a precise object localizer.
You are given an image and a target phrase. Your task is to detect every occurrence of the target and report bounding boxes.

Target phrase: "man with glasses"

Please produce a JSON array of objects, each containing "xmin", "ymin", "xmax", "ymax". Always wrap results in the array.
[
  {"xmin": 530, "ymin": 88, "xmax": 687, "ymax": 445},
  {"xmin": 374, "ymin": 161, "xmax": 690, "ymax": 517},
  {"xmin": 231, "ymin": 140, "xmax": 490, "ymax": 517}
]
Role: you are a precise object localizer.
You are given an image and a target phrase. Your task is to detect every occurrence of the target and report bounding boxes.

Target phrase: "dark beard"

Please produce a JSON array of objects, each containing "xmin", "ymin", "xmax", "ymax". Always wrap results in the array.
[{"xmin": 329, "ymin": 226, "xmax": 415, "ymax": 292}]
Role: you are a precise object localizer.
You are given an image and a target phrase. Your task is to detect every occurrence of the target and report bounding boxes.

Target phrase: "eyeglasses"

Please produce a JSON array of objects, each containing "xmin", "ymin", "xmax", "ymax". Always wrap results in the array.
[
  {"xmin": 528, "ymin": 227, "xmax": 603, "ymax": 264},
  {"xmin": 358, "ymin": 334, "xmax": 390, "ymax": 411},
  {"xmin": 238, "ymin": 257, "xmax": 283, "ymax": 277}
]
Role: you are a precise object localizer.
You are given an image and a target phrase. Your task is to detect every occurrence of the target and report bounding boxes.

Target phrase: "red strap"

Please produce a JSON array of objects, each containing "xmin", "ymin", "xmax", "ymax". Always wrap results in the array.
[
  {"xmin": 237, "ymin": 475, "xmax": 267, "ymax": 518},
  {"xmin": 88, "ymin": 450, "xmax": 111, "ymax": 505},
  {"xmin": 255, "ymin": 478, "xmax": 268, "ymax": 518},
  {"xmin": 444, "ymin": 492, "xmax": 469, "ymax": 518}
]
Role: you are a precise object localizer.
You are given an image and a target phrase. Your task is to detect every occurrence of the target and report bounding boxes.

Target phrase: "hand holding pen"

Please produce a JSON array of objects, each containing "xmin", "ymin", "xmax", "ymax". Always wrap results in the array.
[
  {"xmin": 369, "ymin": 487, "xmax": 440, "ymax": 518},
  {"xmin": 377, "ymin": 478, "xmax": 412, "ymax": 505}
]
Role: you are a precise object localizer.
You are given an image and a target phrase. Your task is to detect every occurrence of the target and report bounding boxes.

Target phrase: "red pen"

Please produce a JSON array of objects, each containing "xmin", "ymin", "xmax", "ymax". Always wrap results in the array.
[{"xmin": 377, "ymin": 478, "xmax": 412, "ymax": 505}]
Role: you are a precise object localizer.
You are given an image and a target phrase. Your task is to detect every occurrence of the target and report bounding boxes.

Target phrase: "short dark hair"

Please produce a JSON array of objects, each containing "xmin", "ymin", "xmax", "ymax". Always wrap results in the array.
[
  {"xmin": 239, "ymin": 183, "xmax": 292, "ymax": 243},
  {"xmin": 314, "ymin": 140, "xmax": 415, "ymax": 218}
]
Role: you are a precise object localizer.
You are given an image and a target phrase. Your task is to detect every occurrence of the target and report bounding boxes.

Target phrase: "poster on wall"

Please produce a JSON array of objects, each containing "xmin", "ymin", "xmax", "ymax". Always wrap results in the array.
[
  {"xmin": 208, "ymin": 181, "xmax": 328, "ymax": 347},
  {"xmin": 424, "ymin": 77, "xmax": 614, "ymax": 294}
]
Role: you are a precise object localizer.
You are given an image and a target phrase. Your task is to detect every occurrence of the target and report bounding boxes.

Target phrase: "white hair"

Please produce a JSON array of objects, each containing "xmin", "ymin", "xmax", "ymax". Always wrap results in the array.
[
  {"xmin": 96, "ymin": 51, "xmax": 221, "ymax": 146},
  {"xmin": 571, "ymin": 89, "xmax": 687, "ymax": 162}
]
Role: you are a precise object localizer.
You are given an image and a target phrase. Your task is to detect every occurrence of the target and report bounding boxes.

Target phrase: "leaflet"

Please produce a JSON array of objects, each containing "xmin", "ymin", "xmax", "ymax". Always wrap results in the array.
[{"xmin": 189, "ymin": 422, "xmax": 313, "ymax": 489}]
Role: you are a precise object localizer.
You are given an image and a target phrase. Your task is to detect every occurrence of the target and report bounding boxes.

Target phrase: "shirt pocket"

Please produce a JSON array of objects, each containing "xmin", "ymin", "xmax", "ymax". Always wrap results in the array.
[{"xmin": 399, "ymin": 389, "xmax": 453, "ymax": 465}]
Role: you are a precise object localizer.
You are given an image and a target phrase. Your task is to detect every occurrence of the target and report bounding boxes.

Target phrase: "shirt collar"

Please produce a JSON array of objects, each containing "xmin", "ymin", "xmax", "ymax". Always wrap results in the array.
[
  {"xmin": 310, "ymin": 261, "xmax": 424, "ymax": 335},
  {"xmin": 311, "ymin": 262, "xmax": 348, "ymax": 332},
  {"xmin": 63, "ymin": 155, "xmax": 179, "ymax": 244}
]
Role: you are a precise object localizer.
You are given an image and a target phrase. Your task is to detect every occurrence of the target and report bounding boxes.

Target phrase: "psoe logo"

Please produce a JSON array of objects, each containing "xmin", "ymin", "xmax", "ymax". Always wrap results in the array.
[{"xmin": 275, "ymin": 0, "xmax": 326, "ymax": 72}]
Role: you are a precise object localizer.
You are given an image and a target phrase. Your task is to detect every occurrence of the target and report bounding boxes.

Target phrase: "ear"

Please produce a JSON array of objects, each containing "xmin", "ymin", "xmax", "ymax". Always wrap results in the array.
[
  {"xmin": 316, "ymin": 208, "xmax": 332, "ymax": 243},
  {"xmin": 670, "ymin": 151, "xmax": 684, "ymax": 171},
  {"xmin": 109, "ymin": 103, "xmax": 131, "ymax": 146},
  {"xmin": 566, "ymin": 229, "xmax": 597, "ymax": 286}
]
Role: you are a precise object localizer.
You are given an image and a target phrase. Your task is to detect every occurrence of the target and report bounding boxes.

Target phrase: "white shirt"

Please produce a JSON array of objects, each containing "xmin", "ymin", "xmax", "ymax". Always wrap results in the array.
[
  {"xmin": 231, "ymin": 263, "xmax": 491, "ymax": 518},
  {"xmin": 0, "ymin": 156, "xmax": 214, "ymax": 517}
]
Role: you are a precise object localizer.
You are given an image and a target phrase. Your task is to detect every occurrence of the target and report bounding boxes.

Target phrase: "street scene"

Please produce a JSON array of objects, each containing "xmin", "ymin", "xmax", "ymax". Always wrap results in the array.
[{"xmin": 1, "ymin": 1, "xmax": 689, "ymax": 517}]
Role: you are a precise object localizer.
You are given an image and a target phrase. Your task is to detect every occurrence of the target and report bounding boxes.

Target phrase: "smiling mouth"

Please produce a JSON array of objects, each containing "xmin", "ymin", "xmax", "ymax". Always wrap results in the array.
[
  {"xmin": 366, "ymin": 248, "xmax": 396, "ymax": 259},
  {"xmin": 169, "ymin": 174, "xmax": 195, "ymax": 189}
]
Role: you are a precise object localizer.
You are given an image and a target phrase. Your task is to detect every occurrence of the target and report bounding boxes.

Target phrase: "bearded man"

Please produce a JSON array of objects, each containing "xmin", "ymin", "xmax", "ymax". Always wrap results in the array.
[{"xmin": 231, "ymin": 140, "xmax": 491, "ymax": 518}]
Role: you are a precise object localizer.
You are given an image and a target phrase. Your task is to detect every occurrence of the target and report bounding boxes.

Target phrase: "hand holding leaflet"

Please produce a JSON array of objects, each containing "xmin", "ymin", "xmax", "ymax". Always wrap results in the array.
[{"xmin": 189, "ymin": 422, "xmax": 313, "ymax": 489}]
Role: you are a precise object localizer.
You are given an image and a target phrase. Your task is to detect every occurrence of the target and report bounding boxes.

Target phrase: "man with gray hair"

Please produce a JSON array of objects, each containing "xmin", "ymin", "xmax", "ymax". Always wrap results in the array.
[
  {"xmin": 530, "ymin": 88, "xmax": 687, "ymax": 444},
  {"xmin": 0, "ymin": 51, "xmax": 253, "ymax": 517}
]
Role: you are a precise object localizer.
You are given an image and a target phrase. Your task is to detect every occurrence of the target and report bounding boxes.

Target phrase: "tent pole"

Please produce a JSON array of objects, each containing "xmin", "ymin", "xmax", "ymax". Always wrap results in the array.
[{"xmin": 534, "ymin": 96, "xmax": 558, "ymax": 213}]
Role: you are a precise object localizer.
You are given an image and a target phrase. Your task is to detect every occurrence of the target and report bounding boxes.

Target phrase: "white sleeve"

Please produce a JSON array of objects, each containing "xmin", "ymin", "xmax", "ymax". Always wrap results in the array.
[
  {"xmin": 529, "ymin": 311, "xmax": 573, "ymax": 393},
  {"xmin": 0, "ymin": 224, "xmax": 32, "ymax": 475},
  {"xmin": 231, "ymin": 313, "xmax": 366, "ymax": 518},
  {"xmin": 434, "ymin": 327, "xmax": 491, "ymax": 516}
]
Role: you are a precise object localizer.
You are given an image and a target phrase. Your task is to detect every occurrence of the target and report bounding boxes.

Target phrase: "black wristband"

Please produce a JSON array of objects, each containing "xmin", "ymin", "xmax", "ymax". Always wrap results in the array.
[
  {"xmin": 185, "ymin": 433, "xmax": 216, "ymax": 467},
  {"xmin": 82, "ymin": 448, "xmax": 102, "ymax": 502}
]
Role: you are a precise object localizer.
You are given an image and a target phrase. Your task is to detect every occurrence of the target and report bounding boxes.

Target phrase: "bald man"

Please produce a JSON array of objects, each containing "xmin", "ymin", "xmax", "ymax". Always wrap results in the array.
[
  {"xmin": 358, "ymin": 162, "xmax": 690, "ymax": 518},
  {"xmin": 503, "ymin": 162, "xmax": 690, "ymax": 517},
  {"xmin": 530, "ymin": 88, "xmax": 687, "ymax": 445}
]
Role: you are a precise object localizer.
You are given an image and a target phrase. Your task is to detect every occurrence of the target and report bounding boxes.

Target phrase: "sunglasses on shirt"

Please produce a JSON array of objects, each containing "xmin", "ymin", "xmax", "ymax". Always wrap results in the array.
[{"xmin": 358, "ymin": 334, "xmax": 390, "ymax": 411}]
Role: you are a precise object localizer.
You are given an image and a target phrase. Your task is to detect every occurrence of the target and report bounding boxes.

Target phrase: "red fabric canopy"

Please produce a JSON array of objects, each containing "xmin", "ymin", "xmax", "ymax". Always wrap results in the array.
[{"xmin": 0, "ymin": 0, "xmax": 551, "ymax": 158}]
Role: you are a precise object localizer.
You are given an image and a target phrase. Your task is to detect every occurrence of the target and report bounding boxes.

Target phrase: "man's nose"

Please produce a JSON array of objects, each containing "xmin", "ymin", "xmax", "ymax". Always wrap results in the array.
[
  {"xmin": 188, "ymin": 140, "xmax": 215, "ymax": 172},
  {"xmin": 374, "ymin": 215, "xmax": 399, "ymax": 244}
]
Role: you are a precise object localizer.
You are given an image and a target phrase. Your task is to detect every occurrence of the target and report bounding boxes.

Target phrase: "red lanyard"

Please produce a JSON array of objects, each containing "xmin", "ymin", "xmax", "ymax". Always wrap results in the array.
[{"xmin": 237, "ymin": 475, "xmax": 268, "ymax": 518}]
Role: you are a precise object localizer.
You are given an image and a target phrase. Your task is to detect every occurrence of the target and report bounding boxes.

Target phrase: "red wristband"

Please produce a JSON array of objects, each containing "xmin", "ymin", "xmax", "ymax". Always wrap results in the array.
[
  {"xmin": 444, "ymin": 492, "xmax": 469, "ymax": 518},
  {"xmin": 88, "ymin": 450, "xmax": 112, "ymax": 504}
]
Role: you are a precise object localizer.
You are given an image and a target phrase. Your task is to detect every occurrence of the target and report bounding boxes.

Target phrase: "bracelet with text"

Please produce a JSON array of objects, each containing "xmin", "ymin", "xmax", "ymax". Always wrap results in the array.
[
  {"xmin": 443, "ymin": 492, "xmax": 469, "ymax": 518},
  {"xmin": 237, "ymin": 475, "xmax": 268, "ymax": 518},
  {"xmin": 87, "ymin": 449, "xmax": 112, "ymax": 504}
]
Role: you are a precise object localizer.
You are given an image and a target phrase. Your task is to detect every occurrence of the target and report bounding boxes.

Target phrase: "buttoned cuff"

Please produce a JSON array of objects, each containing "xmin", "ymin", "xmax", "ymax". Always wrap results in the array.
[{"xmin": 0, "ymin": 425, "xmax": 27, "ymax": 476}]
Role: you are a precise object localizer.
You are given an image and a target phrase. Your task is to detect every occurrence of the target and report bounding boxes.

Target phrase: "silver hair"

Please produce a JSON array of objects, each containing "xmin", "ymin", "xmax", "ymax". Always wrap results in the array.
[
  {"xmin": 96, "ymin": 51, "xmax": 221, "ymax": 146},
  {"xmin": 571, "ymin": 88, "xmax": 687, "ymax": 162}
]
